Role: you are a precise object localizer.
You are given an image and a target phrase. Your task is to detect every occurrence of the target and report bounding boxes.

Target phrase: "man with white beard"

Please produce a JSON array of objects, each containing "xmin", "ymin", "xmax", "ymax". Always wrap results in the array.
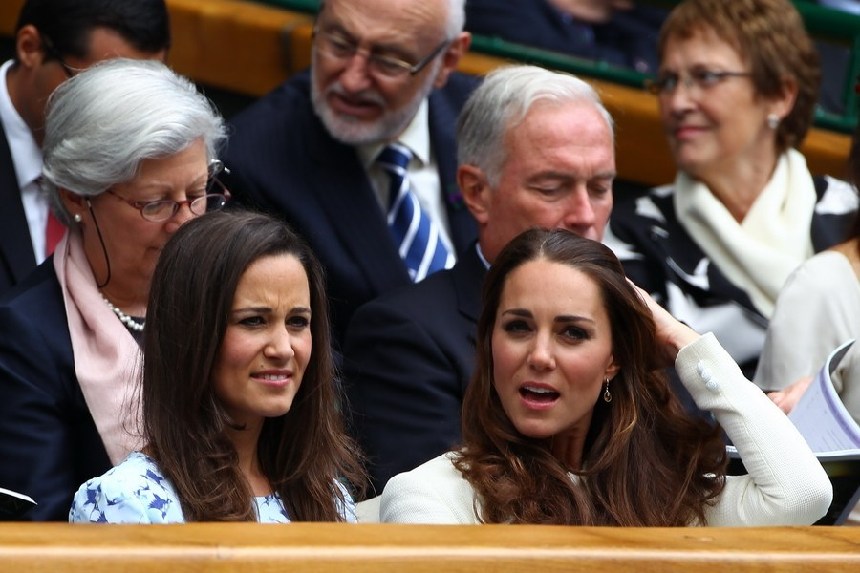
[{"xmin": 223, "ymin": 0, "xmax": 478, "ymax": 345}]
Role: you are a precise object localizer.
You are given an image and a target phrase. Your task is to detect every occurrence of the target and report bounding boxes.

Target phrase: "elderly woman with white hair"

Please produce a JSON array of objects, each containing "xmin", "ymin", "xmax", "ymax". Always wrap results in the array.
[{"xmin": 0, "ymin": 58, "xmax": 228, "ymax": 520}]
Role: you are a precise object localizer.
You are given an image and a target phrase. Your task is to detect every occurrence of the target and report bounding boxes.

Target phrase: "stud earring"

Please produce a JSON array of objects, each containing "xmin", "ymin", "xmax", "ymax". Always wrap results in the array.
[
  {"xmin": 766, "ymin": 114, "xmax": 780, "ymax": 130},
  {"xmin": 603, "ymin": 378, "xmax": 612, "ymax": 403},
  {"xmin": 73, "ymin": 213, "xmax": 82, "ymax": 223}
]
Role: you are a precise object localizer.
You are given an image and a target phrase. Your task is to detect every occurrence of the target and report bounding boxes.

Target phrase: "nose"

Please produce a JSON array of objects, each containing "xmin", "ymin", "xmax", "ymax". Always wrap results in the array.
[
  {"xmin": 662, "ymin": 81, "xmax": 696, "ymax": 117},
  {"xmin": 563, "ymin": 188, "xmax": 597, "ymax": 237},
  {"xmin": 526, "ymin": 330, "xmax": 555, "ymax": 371},
  {"xmin": 264, "ymin": 325, "xmax": 296, "ymax": 361},
  {"xmin": 338, "ymin": 51, "xmax": 373, "ymax": 93},
  {"xmin": 163, "ymin": 201, "xmax": 196, "ymax": 233}
]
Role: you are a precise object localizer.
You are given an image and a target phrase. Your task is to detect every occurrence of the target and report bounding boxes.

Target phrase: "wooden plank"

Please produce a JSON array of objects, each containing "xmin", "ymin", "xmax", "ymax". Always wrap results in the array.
[
  {"xmin": 164, "ymin": 0, "xmax": 312, "ymax": 96},
  {"xmin": 0, "ymin": 0, "xmax": 25, "ymax": 37},
  {"xmin": 0, "ymin": 523, "xmax": 858, "ymax": 573}
]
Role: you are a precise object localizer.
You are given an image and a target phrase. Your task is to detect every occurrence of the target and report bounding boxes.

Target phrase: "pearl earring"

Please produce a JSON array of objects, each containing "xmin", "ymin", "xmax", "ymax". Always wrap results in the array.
[
  {"xmin": 767, "ymin": 114, "xmax": 780, "ymax": 130},
  {"xmin": 73, "ymin": 213, "xmax": 82, "ymax": 223}
]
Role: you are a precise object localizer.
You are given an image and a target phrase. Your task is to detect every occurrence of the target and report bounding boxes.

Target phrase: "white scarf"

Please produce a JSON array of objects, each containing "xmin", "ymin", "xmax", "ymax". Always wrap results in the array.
[
  {"xmin": 675, "ymin": 149, "xmax": 816, "ymax": 318},
  {"xmin": 54, "ymin": 229, "xmax": 143, "ymax": 464}
]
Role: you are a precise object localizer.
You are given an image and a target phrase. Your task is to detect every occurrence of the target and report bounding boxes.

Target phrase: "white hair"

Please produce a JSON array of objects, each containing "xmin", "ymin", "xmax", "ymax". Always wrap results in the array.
[
  {"xmin": 42, "ymin": 58, "xmax": 226, "ymax": 225},
  {"xmin": 457, "ymin": 65, "xmax": 614, "ymax": 187},
  {"xmin": 445, "ymin": 0, "xmax": 466, "ymax": 38}
]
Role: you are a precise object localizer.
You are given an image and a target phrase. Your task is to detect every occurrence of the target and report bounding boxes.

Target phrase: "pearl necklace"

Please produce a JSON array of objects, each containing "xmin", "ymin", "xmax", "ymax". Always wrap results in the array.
[{"xmin": 99, "ymin": 293, "xmax": 145, "ymax": 332}]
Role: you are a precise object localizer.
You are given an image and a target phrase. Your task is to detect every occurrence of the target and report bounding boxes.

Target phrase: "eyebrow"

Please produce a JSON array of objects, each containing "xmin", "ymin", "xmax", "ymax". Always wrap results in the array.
[
  {"xmin": 232, "ymin": 306, "xmax": 312, "ymax": 314},
  {"xmin": 526, "ymin": 170, "xmax": 616, "ymax": 184},
  {"xmin": 132, "ymin": 172, "xmax": 209, "ymax": 190},
  {"xmin": 324, "ymin": 21, "xmax": 414, "ymax": 58},
  {"xmin": 554, "ymin": 314, "xmax": 594, "ymax": 326},
  {"xmin": 501, "ymin": 308, "xmax": 595, "ymax": 324}
]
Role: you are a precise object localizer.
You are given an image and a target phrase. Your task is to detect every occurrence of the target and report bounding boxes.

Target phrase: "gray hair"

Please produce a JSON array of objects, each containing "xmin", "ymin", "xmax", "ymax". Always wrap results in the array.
[
  {"xmin": 42, "ymin": 58, "xmax": 227, "ymax": 225},
  {"xmin": 457, "ymin": 65, "xmax": 614, "ymax": 187},
  {"xmin": 317, "ymin": 0, "xmax": 464, "ymax": 40},
  {"xmin": 445, "ymin": 0, "xmax": 466, "ymax": 38}
]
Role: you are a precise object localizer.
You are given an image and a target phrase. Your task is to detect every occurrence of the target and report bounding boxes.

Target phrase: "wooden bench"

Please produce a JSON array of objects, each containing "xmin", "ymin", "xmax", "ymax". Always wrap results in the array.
[{"xmin": 0, "ymin": 522, "xmax": 858, "ymax": 572}]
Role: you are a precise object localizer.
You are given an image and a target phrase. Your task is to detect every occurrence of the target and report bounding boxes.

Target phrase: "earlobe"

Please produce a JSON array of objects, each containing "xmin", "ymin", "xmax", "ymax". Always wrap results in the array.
[
  {"xmin": 432, "ymin": 32, "xmax": 471, "ymax": 89},
  {"xmin": 773, "ymin": 74, "xmax": 798, "ymax": 119},
  {"xmin": 458, "ymin": 164, "xmax": 490, "ymax": 223},
  {"xmin": 605, "ymin": 359, "xmax": 621, "ymax": 381},
  {"xmin": 15, "ymin": 25, "xmax": 44, "ymax": 69},
  {"xmin": 58, "ymin": 188, "xmax": 85, "ymax": 219}
]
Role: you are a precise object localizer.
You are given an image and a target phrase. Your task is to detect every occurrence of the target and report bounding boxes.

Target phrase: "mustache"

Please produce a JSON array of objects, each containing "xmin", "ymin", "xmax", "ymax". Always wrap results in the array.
[{"xmin": 326, "ymin": 82, "xmax": 386, "ymax": 107}]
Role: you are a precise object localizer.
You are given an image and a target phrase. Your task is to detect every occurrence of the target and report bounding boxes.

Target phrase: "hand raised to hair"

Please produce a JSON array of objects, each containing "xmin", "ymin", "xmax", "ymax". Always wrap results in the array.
[{"xmin": 629, "ymin": 280, "xmax": 701, "ymax": 369}]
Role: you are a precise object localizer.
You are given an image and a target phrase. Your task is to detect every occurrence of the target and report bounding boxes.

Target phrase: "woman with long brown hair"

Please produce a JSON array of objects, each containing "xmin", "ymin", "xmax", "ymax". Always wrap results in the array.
[
  {"xmin": 71, "ymin": 209, "xmax": 364, "ymax": 522},
  {"xmin": 380, "ymin": 228, "xmax": 830, "ymax": 525}
]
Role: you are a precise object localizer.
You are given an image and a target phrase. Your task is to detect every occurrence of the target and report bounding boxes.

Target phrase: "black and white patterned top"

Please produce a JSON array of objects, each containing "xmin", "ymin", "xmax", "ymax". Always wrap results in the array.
[{"xmin": 605, "ymin": 175, "xmax": 858, "ymax": 379}]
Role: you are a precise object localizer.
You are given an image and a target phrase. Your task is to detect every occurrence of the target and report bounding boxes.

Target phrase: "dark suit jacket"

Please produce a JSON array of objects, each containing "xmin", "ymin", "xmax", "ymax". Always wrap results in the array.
[
  {"xmin": 342, "ymin": 244, "xmax": 485, "ymax": 492},
  {"xmin": 465, "ymin": 0, "xmax": 666, "ymax": 74},
  {"xmin": 0, "ymin": 261, "xmax": 110, "ymax": 521},
  {"xmin": 0, "ymin": 120, "xmax": 38, "ymax": 294},
  {"xmin": 223, "ymin": 70, "xmax": 480, "ymax": 345}
]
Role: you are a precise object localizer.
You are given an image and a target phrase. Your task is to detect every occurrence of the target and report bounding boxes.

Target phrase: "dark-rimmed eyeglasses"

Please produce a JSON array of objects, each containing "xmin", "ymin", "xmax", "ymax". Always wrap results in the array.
[
  {"xmin": 106, "ymin": 160, "xmax": 231, "ymax": 223},
  {"xmin": 645, "ymin": 70, "xmax": 752, "ymax": 96},
  {"xmin": 39, "ymin": 33, "xmax": 80, "ymax": 79},
  {"xmin": 312, "ymin": 27, "xmax": 450, "ymax": 78}
]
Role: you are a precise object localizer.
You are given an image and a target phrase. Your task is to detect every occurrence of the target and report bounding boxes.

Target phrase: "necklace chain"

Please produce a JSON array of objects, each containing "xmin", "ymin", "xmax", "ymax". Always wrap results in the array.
[{"xmin": 99, "ymin": 293, "xmax": 145, "ymax": 332}]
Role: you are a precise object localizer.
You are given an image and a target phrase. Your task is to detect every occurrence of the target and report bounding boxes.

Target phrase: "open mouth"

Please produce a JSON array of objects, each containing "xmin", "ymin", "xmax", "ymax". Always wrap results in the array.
[{"xmin": 519, "ymin": 385, "xmax": 560, "ymax": 403}]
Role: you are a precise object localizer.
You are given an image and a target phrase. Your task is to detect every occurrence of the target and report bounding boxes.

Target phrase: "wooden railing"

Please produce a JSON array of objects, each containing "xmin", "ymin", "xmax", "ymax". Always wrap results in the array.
[{"xmin": 0, "ymin": 523, "xmax": 858, "ymax": 572}]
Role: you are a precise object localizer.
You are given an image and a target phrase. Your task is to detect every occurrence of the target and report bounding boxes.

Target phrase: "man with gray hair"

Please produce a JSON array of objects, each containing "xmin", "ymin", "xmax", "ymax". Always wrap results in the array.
[
  {"xmin": 343, "ymin": 64, "xmax": 617, "ymax": 492},
  {"xmin": 224, "ymin": 0, "xmax": 477, "ymax": 344}
]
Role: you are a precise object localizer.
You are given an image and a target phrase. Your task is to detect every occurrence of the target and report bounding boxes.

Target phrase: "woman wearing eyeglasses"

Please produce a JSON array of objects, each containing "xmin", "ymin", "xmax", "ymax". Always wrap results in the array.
[
  {"xmin": 605, "ymin": 0, "xmax": 857, "ymax": 383},
  {"xmin": 0, "ymin": 58, "xmax": 228, "ymax": 520}
]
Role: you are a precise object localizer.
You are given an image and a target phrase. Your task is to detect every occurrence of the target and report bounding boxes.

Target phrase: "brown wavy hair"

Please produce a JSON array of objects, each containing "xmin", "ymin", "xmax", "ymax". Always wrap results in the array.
[
  {"xmin": 658, "ymin": 0, "xmax": 820, "ymax": 152},
  {"xmin": 142, "ymin": 208, "xmax": 365, "ymax": 521},
  {"xmin": 454, "ymin": 228, "xmax": 727, "ymax": 525}
]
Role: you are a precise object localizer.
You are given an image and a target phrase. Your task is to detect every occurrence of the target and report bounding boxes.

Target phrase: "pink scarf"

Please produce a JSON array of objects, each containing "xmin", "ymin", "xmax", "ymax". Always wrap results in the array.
[{"xmin": 53, "ymin": 229, "xmax": 143, "ymax": 464}]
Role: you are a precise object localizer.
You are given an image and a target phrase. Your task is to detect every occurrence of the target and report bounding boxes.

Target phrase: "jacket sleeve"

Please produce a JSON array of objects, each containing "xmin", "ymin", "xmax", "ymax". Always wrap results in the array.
[
  {"xmin": 676, "ymin": 333, "xmax": 832, "ymax": 526},
  {"xmin": 0, "ymin": 301, "xmax": 95, "ymax": 521}
]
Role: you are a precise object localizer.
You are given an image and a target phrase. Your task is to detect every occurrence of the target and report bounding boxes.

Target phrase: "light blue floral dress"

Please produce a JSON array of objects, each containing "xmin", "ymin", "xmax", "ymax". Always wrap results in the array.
[{"xmin": 69, "ymin": 451, "xmax": 356, "ymax": 523}]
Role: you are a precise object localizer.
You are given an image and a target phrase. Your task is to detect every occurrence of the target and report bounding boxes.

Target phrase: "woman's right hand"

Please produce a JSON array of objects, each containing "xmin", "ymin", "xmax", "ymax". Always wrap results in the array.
[
  {"xmin": 767, "ymin": 375, "xmax": 814, "ymax": 414},
  {"xmin": 630, "ymin": 281, "xmax": 700, "ymax": 367}
]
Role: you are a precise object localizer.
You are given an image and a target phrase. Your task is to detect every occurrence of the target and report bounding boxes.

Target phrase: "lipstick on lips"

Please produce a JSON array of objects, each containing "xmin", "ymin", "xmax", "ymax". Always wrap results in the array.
[
  {"xmin": 252, "ymin": 370, "xmax": 292, "ymax": 388},
  {"xmin": 518, "ymin": 382, "xmax": 560, "ymax": 410}
]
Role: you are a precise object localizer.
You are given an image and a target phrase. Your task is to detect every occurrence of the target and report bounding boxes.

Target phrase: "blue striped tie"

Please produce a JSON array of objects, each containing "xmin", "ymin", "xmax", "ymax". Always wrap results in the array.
[{"xmin": 377, "ymin": 144, "xmax": 454, "ymax": 282}]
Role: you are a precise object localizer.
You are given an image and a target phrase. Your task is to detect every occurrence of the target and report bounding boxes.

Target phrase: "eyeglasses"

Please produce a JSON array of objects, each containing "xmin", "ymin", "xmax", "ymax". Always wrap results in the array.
[
  {"xmin": 312, "ymin": 27, "xmax": 450, "ymax": 78},
  {"xmin": 646, "ymin": 70, "xmax": 752, "ymax": 96},
  {"xmin": 39, "ymin": 33, "xmax": 80, "ymax": 79},
  {"xmin": 106, "ymin": 160, "xmax": 231, "ymax": 223}
]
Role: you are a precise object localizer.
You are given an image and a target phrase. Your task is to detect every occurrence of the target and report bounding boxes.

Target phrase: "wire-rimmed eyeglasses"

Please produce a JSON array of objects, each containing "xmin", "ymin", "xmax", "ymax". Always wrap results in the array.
[
  {"xmin": 106, "ymin": 160, "xmax": 231, "ymax": 223},
  {"xmin": 312, "ymin": 26, "xmax": 450, "ymax": 78},
  {"xmin": 645, "ymin": 70, "xmax": 752, "ymax": 96}
]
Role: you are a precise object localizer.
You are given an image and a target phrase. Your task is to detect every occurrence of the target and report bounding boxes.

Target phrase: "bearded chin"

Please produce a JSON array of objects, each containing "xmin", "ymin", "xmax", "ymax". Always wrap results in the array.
[{"xmin": 310, "ymin": 67, "xmax": 438, "ymax": 146}]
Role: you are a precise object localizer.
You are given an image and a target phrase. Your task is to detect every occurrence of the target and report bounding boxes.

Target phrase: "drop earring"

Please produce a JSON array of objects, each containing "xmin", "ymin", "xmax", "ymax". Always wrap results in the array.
[
  {"xmin": 603, "ymin": 378, "xmax": 612, "ymax": 403},
  {"xmin": 767, "ymin": 114, "xmax": 780, "ymax": 130}
]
